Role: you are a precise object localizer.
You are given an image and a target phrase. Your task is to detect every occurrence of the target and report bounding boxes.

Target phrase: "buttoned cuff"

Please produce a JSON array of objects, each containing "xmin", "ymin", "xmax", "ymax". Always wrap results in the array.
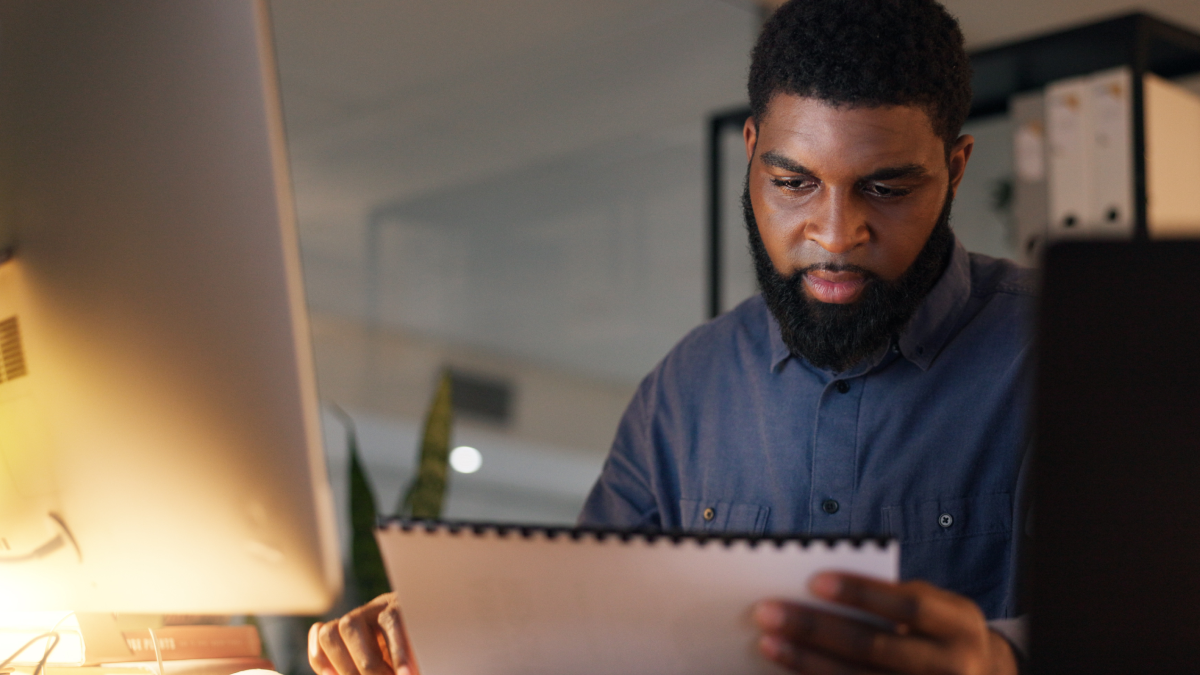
[{"xmin": 987, "ymin": 616, "xmax": 1028, "ymax": 675}]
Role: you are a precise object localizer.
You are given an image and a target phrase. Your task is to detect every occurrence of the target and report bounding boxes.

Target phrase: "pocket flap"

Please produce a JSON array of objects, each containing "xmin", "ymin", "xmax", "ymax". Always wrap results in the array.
[
  {"xmin": 679, "ymin": 499, "xmax": 770, "ymax": 534},
  {"xmin": 882, "ymin": 493, "xmax": 1012, "ymax": 543}
]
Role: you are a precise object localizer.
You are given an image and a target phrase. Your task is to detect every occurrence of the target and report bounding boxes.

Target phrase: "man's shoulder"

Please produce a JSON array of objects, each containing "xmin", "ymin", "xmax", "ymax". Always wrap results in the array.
[
  {"xmin": 967, "ymin": 252, "xmax": 1037, "ymax": 302},
  {"xmin": 648, "ymin": 294, "xmax": 773, "ymax": 387},
  {"xmin": 943, "ymin": 251, "xmax": 1036, "ymax": 361},
  {"xmin": 673, "ymin": 293, "xmax": 771, "ymax": 354}
]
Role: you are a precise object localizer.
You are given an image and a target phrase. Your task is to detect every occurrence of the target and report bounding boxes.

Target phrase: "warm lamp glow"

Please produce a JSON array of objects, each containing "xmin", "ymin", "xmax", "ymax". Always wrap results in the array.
[{"xmin": 0, "ymin": 611, "xmax": 84, "ymax": 666}]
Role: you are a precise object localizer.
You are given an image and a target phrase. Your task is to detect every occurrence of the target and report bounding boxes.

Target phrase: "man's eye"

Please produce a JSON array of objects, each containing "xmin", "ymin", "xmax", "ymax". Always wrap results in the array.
[
  {"xmin": 865, "ymin": 183, "xmax": 910, "ymax": 198},
  {"xmin": 771, "ymin": 177, "xmax": 815, "ymax": 191}
]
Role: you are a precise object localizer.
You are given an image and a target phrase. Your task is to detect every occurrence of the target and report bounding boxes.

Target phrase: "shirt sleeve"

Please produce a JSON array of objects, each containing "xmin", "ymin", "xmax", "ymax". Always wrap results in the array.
[
  {"xmin": 577, "ymin": 375, "xmax": 661, "ymax": 529},
  {"xmin": 987, "ymin": 616, "xmax": 1028, "ymax": 673}
]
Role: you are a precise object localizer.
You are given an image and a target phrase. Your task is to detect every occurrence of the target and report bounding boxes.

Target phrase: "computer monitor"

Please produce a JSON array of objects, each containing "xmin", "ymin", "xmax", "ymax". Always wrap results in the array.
[
  {"xmin": 1032, "ymin": 240, "xmax": 1200, "ymax": 673},
  {"xmin": 0, "ymin": 0, "xmax": 342, "ymax": 614}
]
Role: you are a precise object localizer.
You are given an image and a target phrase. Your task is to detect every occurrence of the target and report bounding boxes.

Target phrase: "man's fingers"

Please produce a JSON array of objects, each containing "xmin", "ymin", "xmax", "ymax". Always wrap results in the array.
[
  {"xmin": 316, "ymin": 618, "xmax": 361, "ymax": 675},
  {"xmin": 308, "ymin": 595, "xmax": 403, "ymax": 675},
  {"xmin": 308, "ymin": 622, "xmax": 335, "ymax": 675},
  {"xmin": 811, "ymin": 572, "xmax": 984, "ymax": 640},
  {"xmin": 759, "ymin": 633, "xmax": 892, "ymax": 675},
  {"xmin": 309, "ymin": 593, "xmax": 399, "ymax": 675},
  {"xmin": 754, "ymin": 600, "xmax": 948, "ymax": 673},
  {"xmin": 338, "ymin": 612, "xmax": 394, "ymax": 675},
  {"xmin": 353, "ymin": 592, "xmax": 392, "ymax": 627},
  {"xmin": 376, "ymin": 599, "xmax": 410, "ymax": 672}
]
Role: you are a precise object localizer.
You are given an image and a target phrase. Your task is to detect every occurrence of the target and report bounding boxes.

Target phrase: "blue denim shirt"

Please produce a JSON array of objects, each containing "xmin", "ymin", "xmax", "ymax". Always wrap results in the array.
[{"xmin": 579, "ymin": 240, "xmax": 1035, "ymax": 619}]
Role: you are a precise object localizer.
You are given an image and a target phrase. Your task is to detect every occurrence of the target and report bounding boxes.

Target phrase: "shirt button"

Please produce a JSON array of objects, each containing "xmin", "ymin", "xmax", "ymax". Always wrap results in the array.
[
  {"xmin": 835, "ymin": 380, "xmax": 850, "ymax": 394},
  {"xmin": 821, "ymin": 499, "xmax": 839, "ymax": 514},
  {"xmin": 938, "ymin": 513, "xmax": 954, "ymax": 528},
  {"xmin": 703, "ymin": 507, "xmax": 716, "ymax": 522}
]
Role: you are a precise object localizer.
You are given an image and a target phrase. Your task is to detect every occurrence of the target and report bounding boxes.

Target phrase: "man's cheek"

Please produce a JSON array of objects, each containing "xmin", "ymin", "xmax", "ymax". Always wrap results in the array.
[{"xmin": 869, "ymin": 237, "xmax": 927, "ymax": 281}]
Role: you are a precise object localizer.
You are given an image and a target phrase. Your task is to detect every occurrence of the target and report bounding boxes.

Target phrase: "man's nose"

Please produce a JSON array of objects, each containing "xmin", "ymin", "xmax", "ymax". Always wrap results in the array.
[{"xmin": 804, "ymin": 191, "xmax": 870, "ymax": 254}]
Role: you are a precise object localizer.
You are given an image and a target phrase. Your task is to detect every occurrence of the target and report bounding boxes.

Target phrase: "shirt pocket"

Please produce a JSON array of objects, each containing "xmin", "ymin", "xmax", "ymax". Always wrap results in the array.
[
  {"xmin": 679, "ymin": 499, "xmax": 770, "ymax": 535},
  {"xmin": 881, "ymin": 493, "xmax": 1013, "ymax": 617}
]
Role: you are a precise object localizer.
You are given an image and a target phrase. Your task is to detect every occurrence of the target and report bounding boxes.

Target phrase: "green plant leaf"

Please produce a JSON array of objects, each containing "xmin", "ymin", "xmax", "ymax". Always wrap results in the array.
[
  {"xmin": 331, "ymin": 405, "xmax": 390, "ymax": 603},
  {"xmin": 399, "ymin": 371, "xmax": 454, "ymax": 519}
]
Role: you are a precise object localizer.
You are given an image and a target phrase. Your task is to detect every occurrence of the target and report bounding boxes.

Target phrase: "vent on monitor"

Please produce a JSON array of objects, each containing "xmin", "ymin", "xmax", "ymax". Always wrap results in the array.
[{"xmin": 0, "ymin": 316, "xmax": 28, "ymax": 382}]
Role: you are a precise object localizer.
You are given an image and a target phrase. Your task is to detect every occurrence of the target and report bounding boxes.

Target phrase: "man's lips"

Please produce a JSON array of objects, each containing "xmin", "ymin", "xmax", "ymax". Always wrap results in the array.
[{"xmin": 803, "ymin": 269, "xmax": 867, "ymax": 304}]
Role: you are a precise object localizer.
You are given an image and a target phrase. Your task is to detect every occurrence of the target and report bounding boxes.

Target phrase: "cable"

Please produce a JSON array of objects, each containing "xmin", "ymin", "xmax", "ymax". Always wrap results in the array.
[
  {"xmin": 0, "ymin": 633, "xmax": 58, "ymax": 672},
  {"xmin": 147, "ymin": 628, "xmax": 164, "ymax": 675},
  {"xmin": 32, "ymin": 634, "xmax": 60, "ymax": 675},
  {"xmin": 34, "ymin": 611, "xmax": 73, "ymax": 675}
]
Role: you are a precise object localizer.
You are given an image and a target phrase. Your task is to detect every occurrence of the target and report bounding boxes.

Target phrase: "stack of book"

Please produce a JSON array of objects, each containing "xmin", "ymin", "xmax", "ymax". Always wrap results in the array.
[{"xmin": 1, "ymin": 614, "xmax": 272, "ymax": 675}]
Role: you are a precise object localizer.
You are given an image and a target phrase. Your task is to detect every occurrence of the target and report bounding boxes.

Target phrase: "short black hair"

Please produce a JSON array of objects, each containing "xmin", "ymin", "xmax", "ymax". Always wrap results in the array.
[{"xmin": 748, "ymin": 0, "xmax": 972, "ymax": 147}]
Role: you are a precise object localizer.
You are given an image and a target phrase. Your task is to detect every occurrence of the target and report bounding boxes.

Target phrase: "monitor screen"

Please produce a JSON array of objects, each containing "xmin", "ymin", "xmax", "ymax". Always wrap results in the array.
[
  {"xmin": 0, "ymin": 0, "xmax": 341, "ymax": 614},
  {"xmin": 1032, "ymin": 240, "xmax": 1200, "ymax": 673}
]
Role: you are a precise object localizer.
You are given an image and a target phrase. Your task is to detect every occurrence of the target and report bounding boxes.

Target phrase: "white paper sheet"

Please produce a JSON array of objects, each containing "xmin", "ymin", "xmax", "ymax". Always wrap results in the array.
[{"xmin": 377, "ymin": 524, "xmax": 898, "ymax": 675}]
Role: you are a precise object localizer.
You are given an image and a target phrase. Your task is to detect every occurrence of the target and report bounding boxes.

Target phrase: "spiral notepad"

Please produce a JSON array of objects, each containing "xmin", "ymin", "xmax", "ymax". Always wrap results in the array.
[{"xmin": 375, "ymin": 520, "xmax": 898, "ymax": 675}]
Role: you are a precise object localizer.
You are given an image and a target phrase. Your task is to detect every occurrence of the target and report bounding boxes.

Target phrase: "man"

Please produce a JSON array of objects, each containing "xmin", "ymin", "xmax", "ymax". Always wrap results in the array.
[{"xmin": 310, "ymin": 0, "xmax": 1032, "ymax": 673}]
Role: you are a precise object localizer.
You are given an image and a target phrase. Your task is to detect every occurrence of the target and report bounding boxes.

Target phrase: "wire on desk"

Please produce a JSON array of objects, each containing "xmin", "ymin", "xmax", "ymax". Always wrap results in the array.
[
  {"xmin": 32, "ymin": 634, "xmax": 60, "ymax": 675},
  {"xmin": 147, "ymin": 628, "xmax": 164, "ymax": 675},
  {"xmin": 0, "ymin": 633, "xmax": 60, "ymax": 674}
]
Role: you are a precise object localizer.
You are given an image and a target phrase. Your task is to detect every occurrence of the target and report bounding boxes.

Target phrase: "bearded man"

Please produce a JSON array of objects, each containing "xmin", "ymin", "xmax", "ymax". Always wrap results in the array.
[{"xmin": 311, "ymin": 0, "xmax": 1033, "ymax": 673}]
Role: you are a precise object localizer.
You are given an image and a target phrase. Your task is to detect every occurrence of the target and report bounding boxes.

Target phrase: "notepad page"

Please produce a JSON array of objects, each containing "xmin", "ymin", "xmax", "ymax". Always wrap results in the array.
[{"xmin": 377, "ymin": 525, "xmax": 897, "ymax": 675}]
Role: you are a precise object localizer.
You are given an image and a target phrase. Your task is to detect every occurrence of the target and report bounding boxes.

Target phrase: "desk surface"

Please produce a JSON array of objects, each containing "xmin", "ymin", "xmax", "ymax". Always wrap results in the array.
[{"xmin": 27, "ymin": 657, "xmax": 275, "ymax": 675}]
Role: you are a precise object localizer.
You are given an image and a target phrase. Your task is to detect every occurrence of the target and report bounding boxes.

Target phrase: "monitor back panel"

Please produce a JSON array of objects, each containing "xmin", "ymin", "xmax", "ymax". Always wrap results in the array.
[
  {"xmin": 1032, "ymin": 241, "xmax": 1200, "ymax": 674},
  {"xmin": 0, "ymin": 1, "xmax": 341, "ymax": 613}
]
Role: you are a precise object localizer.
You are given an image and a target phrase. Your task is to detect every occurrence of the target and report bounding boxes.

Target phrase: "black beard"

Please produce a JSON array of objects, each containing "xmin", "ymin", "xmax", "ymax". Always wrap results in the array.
[{"xmin": 744, "ymin": 182, "xmax": 955, "ymax": 372}]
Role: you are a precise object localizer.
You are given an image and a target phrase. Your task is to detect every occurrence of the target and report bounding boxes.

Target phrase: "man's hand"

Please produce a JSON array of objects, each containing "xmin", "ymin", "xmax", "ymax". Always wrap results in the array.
[
  {"xmin": 309, "ymin": 593, "xmax": 411, "ymax": 675},
  {"xmin": 753, "ymin": 572, "xmax": 1017, "ymax": 675}
]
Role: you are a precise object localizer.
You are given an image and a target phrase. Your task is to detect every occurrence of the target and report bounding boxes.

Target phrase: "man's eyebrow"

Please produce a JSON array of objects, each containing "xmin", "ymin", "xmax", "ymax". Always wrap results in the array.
[
  {"xmin": 860, "ymin": 164, "xmax": 928, "ymax": 182},
  {"xmin": 759, "ymin": 150, "xmax": 812, "ymax": 175},
  {"xmin": 758, "ymin": 153, "xmax": 930, "ymax": 183}
]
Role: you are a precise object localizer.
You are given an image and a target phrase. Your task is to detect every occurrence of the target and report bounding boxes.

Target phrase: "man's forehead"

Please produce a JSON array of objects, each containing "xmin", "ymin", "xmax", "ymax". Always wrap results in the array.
[
  {"xmin": 759, "ymin": 94, "xmax": 939, "ymax": 140},
  {"xmin": 755, "ymin": 94, "xmax": 944, "ymax": 169}
]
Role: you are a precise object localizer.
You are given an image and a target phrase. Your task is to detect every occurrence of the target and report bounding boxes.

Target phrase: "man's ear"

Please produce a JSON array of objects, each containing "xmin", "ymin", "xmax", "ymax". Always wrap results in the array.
[
  {"xmin": 743, "ymin": 116, "xmax": 759, "ymax": 164},
  {"xmin": 947, "ymin": 134, "xmax": 974, "ymax": 198}
]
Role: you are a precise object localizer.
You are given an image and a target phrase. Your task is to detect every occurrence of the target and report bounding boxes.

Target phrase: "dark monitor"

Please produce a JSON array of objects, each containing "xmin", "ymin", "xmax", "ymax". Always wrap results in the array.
[{"xmin": 1032, "ymin": 240, "xmax": 1200, "ymax": 674}]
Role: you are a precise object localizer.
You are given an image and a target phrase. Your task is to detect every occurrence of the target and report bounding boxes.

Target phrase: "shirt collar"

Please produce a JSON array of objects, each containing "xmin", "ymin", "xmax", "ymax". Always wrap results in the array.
[
  {"xmin": 896, "ymin": 238, "xmax": 971, "ymax": 371},
  {"xmin": 766, "ymin": 238, "xmax": 973, "ymax": 374},
  {"xmin": 767, "ymin": 310, "xmax": 792, "ymax": 372}
]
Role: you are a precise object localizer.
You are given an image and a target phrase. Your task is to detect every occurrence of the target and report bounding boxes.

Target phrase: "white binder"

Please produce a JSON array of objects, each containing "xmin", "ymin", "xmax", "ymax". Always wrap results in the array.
[
  {"xmin": 1046, "ymin": 75, "xmax": 1092, "ymax": 240},
  {"xmin": 1087, "ymin": 68, "xmax": 1134, "ymax": 236},
  {"xmin": 1011, "ymin": 91, "xmax": 1049, "ymax": 265},
  {"xmin": 1046, "ymin": 67, "xmax": 1136, "ymax": 241}
]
